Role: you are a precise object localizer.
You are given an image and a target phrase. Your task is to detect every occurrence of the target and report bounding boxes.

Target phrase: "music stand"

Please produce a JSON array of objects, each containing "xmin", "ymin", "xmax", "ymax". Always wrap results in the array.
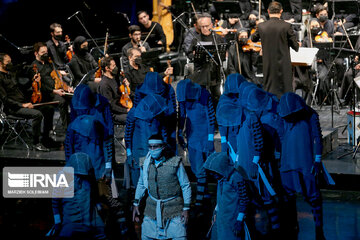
[
  {"xmin": 212, "ymin": 0, "xmax": 242, "ymax": 18},
  {"xmin": 194, "ymin": 43, "xmax": 227, "ymax": 63}
]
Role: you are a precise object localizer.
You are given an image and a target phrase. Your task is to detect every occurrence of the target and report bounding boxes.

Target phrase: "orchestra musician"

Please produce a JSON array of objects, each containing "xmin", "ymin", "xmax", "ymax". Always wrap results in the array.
[
  {"xmin": 124, "ymin": 48, "xmax": 173, "ymax": 96},
  {"xmin": 189, "ymin": 13, "xmax": 225, "ymax": 105},
  {"xmin": 251, "ymin": 1, "xmax": 299, "ymax": 99},
  {"xmin": 182, "ymin": 15, "xmax": 201, "ymax": 54},
  {"xmin": 227, "ymin": 28, "xmax": 260, "ymax": 84},
  {"xmin": 98, "ymin": 56, "xmax": 129, "ymax": 125},
  {"xmin": 68, "ymin": 36, "xmax": 101, "ymax": 90},
  {"xmin": 31, "ymin": 42, "xmax": 70, "ymax": 129},
  {"xmin": 137, "ymin": 10, "xmax": 167, "ymax": 49},
  {"xmin": 0, "ymin": 53, "xmax": 55, "ymax": 151},
  {"xmin": 46, "ymin": 23, "xmax": 69, "ymax": 68},
  {"xmin": 121, "ymin": 25, "xmax": 150, "ymax": 71}
]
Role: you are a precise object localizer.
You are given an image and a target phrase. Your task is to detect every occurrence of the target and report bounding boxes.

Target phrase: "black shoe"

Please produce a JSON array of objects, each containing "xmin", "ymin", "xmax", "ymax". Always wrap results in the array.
[
  {"xmin": 42, "ymin": 137, "xmax": 60, "ymax": 148},
  {"xmin": 33, "ymin": 143, "xmax": 50, "ymax": 152}
]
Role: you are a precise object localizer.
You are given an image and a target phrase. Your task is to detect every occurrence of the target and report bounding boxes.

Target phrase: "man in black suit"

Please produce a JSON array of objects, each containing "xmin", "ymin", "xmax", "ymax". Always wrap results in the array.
[{"xmin": 252, "ymin": 1, "xmax": 299, "ymax": 99}]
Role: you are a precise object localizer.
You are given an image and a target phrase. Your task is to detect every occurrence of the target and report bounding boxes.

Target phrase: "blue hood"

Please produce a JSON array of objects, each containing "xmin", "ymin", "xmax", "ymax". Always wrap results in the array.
[
  {"xmin": 71, "ymin": 84, "xmax": 95, "ymax": 115},
  {"xmin": 176, "ymin": 79, "xmax": 191, "ymax": 102},
  {"xmin": 216, "ymin": 95, "xmax": 243, "ymax": 126},
  {"xmin": 176, "ymin": 78, "xmax": 201, "ymax": 101},
  {"xmin": 138, "ymin": 72, "xmax": 166, "ymax": 95},
  {"xmin": 66, "ymin": 152, "xmax": 93, "ymax": 175},
  {"xmin": 224, "ymin": 73, "xmax": 246, "ymax": 95},
  {"xmin": 204, "ymin": 152, "xmax": 234, "ymax": 179},
  {"xmin": 241, "ymin": 86, "xmax": 271, "ymax": 112},
  {"xmin": 134, "ymin": 94, "xmax": 167, "ymax": 121},
  {"xmin": 278, "ymin": 92, "xmax": 307, "ymax": 117}
]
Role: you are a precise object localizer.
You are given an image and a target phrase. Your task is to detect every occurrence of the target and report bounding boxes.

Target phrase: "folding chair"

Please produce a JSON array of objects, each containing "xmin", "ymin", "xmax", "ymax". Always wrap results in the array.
[{"xmin": 0, "ymin": 101, "xmax": 30, "ymax": 150}]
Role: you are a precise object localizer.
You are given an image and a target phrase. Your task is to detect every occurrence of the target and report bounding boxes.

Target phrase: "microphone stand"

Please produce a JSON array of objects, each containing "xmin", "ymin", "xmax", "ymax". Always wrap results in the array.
[
  {"xmin": 211, "ymin": 30, "xmax": 226, "ymax": 93},
  {"xmin": 170, "ymin": 11, "xmax": 219, "ymax": 67},
  {"xmin": 72, "ymin": 13, "xmax": 105, "ymax": 57}
]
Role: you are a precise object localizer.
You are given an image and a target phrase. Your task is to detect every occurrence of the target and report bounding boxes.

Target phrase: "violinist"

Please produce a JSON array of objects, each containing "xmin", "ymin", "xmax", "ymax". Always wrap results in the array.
[
  {"xmin": 46, "ymin": 23, "xmax": 69, "ymax": 68},
  {"xmin": 0, "ymin": 53, "xmax": 54, "ymax": 151},
  {"xmin": 68, "ymin": 36, "xmax": 100, "ymax": 89},
  {"xmin": 137, "ymin": 11, "xmax": 166, "ymax": 49},
  {"xmin": 98, "ymin": 56, "xmax": 129, "ymax": 124},
  {"xmin": 121, "ymin": 25, "xmax": 150, "ymax": 71},
  {"xmin": 31, "ymin": 42, "xmax": 70, "ymax": 129},
  {"xmin": 315, "ymin": 5, "xmax": 343, "ymax": 37},
  {"xmin": 220, "ymin": 14, "xmax": 243, "ymax": 42},
  {"xmin": 227, "ymin": 29, "xmax": 259, "ymax": 83}
]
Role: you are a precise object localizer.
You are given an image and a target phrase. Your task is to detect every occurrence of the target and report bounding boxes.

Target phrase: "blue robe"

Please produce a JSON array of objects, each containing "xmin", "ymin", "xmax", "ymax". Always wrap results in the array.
[
  {"xmin": 52, "ymin": 152, "xmax": 106, "ymax": 239},
  {"xmin": 134, "ymin": 72, "xmax": 177, "ymax": 153},
  {"xmin": 204, "ymin": 152, "xmax": 248, "ymax": 240}
]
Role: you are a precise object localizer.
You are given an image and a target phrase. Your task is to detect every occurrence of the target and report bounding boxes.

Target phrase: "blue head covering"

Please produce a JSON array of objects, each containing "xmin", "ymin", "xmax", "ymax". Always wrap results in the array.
[
  {"xmin": 278, "ymin": 92, "xmax": 307, "ymax": 117},
  {"xmin": 176, "ymin": 79, "xmax": 191, "ymax": 102},
  {"xmin": 138, "ymin": 72, "xmax": 166, "ymax": 95},
  {"xmin": 66, "ymin": 152, "xmax": 93, "ymax": 175},
  {"xmin": 71, "ymin": 84, "xmax": 96, "ymax": 116},
  {"xmin": 204, "ymin": 152, "xmax": 234, "ymax": 178},
  {"xmin": 224, "ymin": 73, "xmax": 246, "ymax": 95},
  {"xmin": 241, "ymin": 86, "xmax": 271, "ymax": 112},
  {"xmin": 134, "ymin": 94, "xmax": 167, "ymax": 121},
  {"xmin": 216, "ymin": 95, "xmax": 243, "ymax": 126}
]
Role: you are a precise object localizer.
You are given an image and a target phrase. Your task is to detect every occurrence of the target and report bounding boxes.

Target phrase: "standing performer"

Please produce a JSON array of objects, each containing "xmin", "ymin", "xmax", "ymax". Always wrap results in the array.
[{"xmin": 252, "ymin": 1, "xmax": 299, "ymax": 99}]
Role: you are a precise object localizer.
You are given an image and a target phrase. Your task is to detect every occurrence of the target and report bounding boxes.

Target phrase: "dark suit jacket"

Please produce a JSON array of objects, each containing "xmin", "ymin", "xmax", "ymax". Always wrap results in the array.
[{"xmin": 252, "ymin": 17, "xmax": 299, "ymax": 99}]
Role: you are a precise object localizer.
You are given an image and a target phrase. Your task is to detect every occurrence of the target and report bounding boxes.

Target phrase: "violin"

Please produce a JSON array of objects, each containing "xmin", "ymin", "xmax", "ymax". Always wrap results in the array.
[
  {"xmin": 212, "ymin": 20, "xmax": 237, "ymax": 36},
  {"xmin": 31, "ymin": 64, "xmax": 42, "ymax": 104},
  {"xmin": 163, "ymin": 60, "xmax": 172, "ymax": 84},
  {"xmin": 242, "ymin": 39, "xmax": 262, "ymax": 52},
  {"xmin": 49, "ymin": 58, "xmax": 71, "ymax": 92},
  {"xmin": 65, "ymin": 35, "xmax": 74, "ymax": 61},
  {"xmin": 119, "ymin": 71, "xmax": 133, "ymax": 109},
  {"xmin": 314, "ymin": 31, "xmax": 333, "ymax": 43},
  {"xmin": 95, "ymin": 30, "xmax": 109, "ymax": 78}
]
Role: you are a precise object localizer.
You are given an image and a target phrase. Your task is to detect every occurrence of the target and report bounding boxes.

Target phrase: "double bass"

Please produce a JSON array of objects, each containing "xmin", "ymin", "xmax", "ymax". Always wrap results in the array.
[{"xmin": 31, "ymin": 64, "xmax": 42, "ymax": 104}]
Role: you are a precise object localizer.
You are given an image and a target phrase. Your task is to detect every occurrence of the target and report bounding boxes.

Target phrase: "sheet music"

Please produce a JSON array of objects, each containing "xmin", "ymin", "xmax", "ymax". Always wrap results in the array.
[{"xmin": 290, "ymin": 47, "xmax": 319, "ymax": 66}]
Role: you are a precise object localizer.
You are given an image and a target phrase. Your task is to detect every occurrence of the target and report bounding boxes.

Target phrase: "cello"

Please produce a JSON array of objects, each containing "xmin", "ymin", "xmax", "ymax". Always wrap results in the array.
[
  {"xmin": 31, "ymin": 64, "xmax": 42, "ymax": 104},
  {"xmin": 163, "ymin": 59, "xmax": 172, "ymax": 84}
]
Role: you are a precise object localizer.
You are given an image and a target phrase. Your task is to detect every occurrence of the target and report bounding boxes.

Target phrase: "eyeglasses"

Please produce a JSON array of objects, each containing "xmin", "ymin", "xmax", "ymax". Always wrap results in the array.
[{"xmin": 148, "ymin": 144, "xmax": 163, "ymax": 150}]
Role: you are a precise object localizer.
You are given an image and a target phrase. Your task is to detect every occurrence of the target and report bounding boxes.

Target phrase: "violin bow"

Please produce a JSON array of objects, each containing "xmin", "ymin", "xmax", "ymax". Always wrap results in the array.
[{"xmin": 143, "ymin": 22, "xmax": 158, "ymax": 46}]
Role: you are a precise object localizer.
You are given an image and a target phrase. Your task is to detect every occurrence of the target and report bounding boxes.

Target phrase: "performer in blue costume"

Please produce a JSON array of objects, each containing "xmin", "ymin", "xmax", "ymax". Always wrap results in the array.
[
  {"xmin": 51, "ymin": 152, "xmax": 107, "ymax": 239},
  {"xmin": 134, "ymin": 72, "xmax": 177, "ymax": 153},
  {"xmin": 216, "ymin": 73, "xmax": 246, "ymax": 153},
  {"xmin": 176, "ymin": 79, "xmax": 215, "ymax": 210},
  {"xmin": 125, "ymin": 94, "xmax": 168, "ymax": 188},
  {"xmin": 204, "ymin": 152, "xmax": 250, "ymax": 240},
  {"xmin": 65, "ymin": 84, "xmax": 127, "ymax": 239},
  {"xmin": 278, "ymin": 92, "xmax": 334, "ymax": 240}
]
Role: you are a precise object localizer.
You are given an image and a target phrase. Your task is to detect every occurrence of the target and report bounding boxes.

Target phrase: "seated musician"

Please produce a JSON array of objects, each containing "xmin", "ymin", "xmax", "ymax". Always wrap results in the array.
[
  {"xmin": 46, "ymin": 23, "xmax": 69, "ymax": 68},
  {"xmin": 227, "ymin": 29, "xmax": 259, "ymax": 84},
  {"xmin": 315, "ymin": 5, "xmax": 343, "ymax": 37},
  {"xmin": 121, "ymin": 25, "xmax": 150, "ymax": 71},
  {"xmin": 31, "ymin": 42, "xmax": 71, "ymax": 129},
  {"xmin": 220, "ymin": 14, "xmax": 243, "ymax": 42},
  {"xmin": 137, "ymin": 11, "xmax": 166, "ymax": 49},
  {"xmin": 68, "ymin": 36, "xmax": 100, "ymax": 90},
  {"xmin": 0, "ymin": 53, "xmax": 55, "ymax": 151},
  {"xmin": 124, "ymin": 48, "xmax": 173, "ymax": 96},
  {"xmin": 98, "ymin": 56, "xmax": 129, "ymax": 124}
]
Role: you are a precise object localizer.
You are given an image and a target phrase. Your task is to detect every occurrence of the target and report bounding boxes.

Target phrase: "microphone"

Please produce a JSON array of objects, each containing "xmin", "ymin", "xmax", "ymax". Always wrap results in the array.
[{"xmin": 67, "ymin": 11, "xmax": 80, "ymax": 21}]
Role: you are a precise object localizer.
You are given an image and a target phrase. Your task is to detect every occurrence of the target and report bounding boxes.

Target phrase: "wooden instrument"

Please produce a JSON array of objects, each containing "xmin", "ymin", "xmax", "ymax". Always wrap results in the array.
[
  {"xmin": 314, "ymin": 31, "xmax": 333, "ymax": 43},
  {"xmin": 242, "ymin": 40, "xmax": 262, "ymax": 52},
  {"xmin": 154, "ymin": 0, "xmax": 174, "ymax": 51},
  {"xmin": 119, "ymin": 58, "xmax": 133, "ymax": 109},
  {"xmin": 31, "ymin": 64, "xmax": 42, "ymax": 104},
  {"xmin": 49, "ymin": 58, "xmax": 71, "ymax": 92},
  {"xmin": 65, "ymin": 35, "xmax": 74, "ymax": 61},
  {"xmin": 163, "ymin": 59, "xmax": 172, "ymax": 84},
  {"xmin": 95, "ymin": 30, "xmax": 109, "ymax": 78}
]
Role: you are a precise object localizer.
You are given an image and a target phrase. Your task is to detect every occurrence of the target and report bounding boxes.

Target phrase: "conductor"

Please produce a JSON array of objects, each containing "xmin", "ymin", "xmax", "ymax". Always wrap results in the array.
[{"xmin": 252, "ymin": 1, "xmax": 299, "ymax": 99}]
